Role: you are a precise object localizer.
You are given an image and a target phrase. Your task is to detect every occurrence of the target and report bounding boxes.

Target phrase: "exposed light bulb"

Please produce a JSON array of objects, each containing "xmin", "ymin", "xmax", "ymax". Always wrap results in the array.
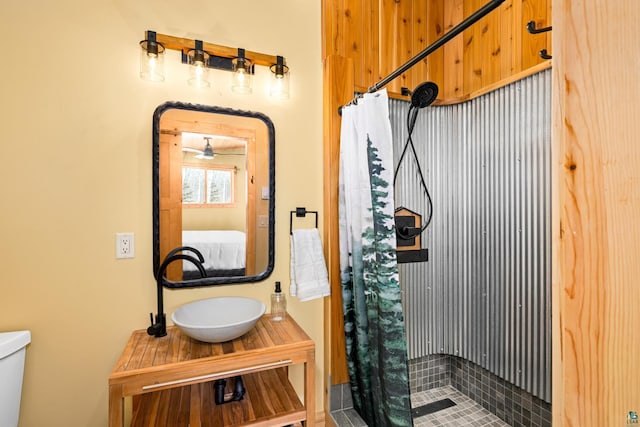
[
  {"xmin": 269, "ymin": 57, "xmax": 289, "ymax": 99},
  {"xmin": 139, "ymin": 36, "xmax": 165, "ymax": 82},
  {"xmin": 187, "ymin": 47, "xmax": 210, "ymax": 88},
  {"xmin": 270, "ymin": 73, "xmax": 289, "ymax": 99},
  {"xmin": 148, "ymin": 55, "xmax": 158, "ymax": 73},
  {"xmin": 231, "ymin": 54, "xmax": 253, "ymax": 94},
  {"xmin": 194, "ymin": 61, "xmax": 205, "ymax": 78}
]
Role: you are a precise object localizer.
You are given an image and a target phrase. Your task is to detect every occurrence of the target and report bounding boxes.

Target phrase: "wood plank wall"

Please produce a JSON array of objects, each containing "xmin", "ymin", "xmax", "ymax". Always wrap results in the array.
[
  {"xmin": 322, "ymin": 0, "xmax": 551, "ymax": 102},
  {"xmin": 322, "ymin": 54, "xmax": 354, "ymax": 391},
  {"xmin": 322, "ymin": 0, "xmax": 552, "ymax": 388},
  {"xmin": 553, "ymin": 0, "xmax": 640, "ymax": 425}
]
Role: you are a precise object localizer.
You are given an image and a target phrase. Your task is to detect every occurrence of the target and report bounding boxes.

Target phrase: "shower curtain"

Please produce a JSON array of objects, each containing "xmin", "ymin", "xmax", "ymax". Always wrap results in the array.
[{"xmin": 339, "ymin": 90, "xmax": 413, "ymax": 427}]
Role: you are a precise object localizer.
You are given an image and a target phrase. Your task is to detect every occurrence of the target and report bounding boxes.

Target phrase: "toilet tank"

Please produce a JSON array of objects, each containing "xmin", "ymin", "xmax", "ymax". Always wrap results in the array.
[{"xmin": 0, "ymin": 331, "xmax": 31, "ymax": 427}]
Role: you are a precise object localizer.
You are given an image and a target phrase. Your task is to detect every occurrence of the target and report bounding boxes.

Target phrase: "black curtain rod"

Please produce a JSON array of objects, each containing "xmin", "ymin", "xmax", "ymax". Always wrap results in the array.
[{"xmin": 339, "ymin": 0, "xmax": 505, "ymax": 114}]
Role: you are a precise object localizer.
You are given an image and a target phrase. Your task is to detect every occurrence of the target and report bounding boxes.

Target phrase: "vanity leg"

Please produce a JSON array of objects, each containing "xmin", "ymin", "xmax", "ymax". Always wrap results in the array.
[
  {"xmin": 304, "ymin": 349, "xmax": 316, "ymax": 426},
  {"xmin": 109, "ymin": 384, "xmax": 124, "ymax": 427}
]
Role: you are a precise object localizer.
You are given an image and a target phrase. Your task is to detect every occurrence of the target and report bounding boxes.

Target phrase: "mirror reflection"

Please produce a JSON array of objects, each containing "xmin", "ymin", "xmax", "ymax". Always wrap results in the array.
[{"xmin": 153, "ymin": 102, "xmax": 275, "ymax": 286}]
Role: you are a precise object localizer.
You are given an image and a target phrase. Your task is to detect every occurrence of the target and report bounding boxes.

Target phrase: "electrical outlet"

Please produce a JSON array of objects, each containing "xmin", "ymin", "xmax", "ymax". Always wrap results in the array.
[{"xmin": 116, "ymin": 232, "xmax": 135, "ymax": 259}]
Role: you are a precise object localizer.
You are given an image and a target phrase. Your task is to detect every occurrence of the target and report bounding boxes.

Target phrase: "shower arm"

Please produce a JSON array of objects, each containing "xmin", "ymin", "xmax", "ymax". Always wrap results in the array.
[{"xmin": 338, "ymin": 0, "xmax": 505, "ymax": 114}]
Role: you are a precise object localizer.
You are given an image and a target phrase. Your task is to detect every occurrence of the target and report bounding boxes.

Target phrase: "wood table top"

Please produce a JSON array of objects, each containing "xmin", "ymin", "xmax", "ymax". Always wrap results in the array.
[{"xmin": 109, "ymin": 314, "xmax": 314, "ymax": 383}]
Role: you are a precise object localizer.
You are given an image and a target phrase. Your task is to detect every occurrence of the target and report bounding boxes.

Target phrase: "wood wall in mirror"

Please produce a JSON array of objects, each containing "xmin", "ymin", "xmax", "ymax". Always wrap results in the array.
[{"xmin": 153, "ymin": 102, "xmax": 275, "ymax": 287}]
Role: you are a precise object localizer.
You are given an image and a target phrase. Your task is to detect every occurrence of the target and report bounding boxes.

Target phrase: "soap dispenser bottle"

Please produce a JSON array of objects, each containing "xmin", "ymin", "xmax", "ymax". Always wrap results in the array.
[{"xmin": 270, "ymin": 281, "xmax": 287, "ymax": 321}]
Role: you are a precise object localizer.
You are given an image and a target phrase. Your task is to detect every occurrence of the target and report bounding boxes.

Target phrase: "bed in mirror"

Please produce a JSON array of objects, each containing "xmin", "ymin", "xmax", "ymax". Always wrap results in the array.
[{"xmin": 153, "ymin": 102, "xmax": 275, "ymax": 286}]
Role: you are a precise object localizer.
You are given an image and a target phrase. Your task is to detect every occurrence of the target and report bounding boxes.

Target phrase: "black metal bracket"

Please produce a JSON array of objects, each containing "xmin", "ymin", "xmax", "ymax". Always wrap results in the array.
[
  {"xmin": 180, "ymin": 48, "xmax": 255, "ymax": 74},
  {"xmin": 526, "ymin": 21, "xmax": 552, "ymax": 59},
  {"xmin": 397, "ymin": 249, "xmax": 429, "ymax": 264},
  {"xmin": 526, "ymin": 21, "xmax": 552, "ymax": 34},
  {"xmin": 290, "ymin": 207, "xmax": 318, "ymax": 235}
]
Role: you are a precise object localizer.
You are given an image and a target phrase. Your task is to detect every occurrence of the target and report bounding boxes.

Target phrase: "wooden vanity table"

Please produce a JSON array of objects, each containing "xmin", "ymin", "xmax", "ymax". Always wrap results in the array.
[{"xmin": 109, "ymin": 314, "xmax": 315, "ymax": 427}]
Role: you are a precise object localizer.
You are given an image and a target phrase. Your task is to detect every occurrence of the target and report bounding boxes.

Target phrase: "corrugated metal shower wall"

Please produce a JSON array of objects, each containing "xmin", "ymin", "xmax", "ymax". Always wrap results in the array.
[{"xmin": 391, "ymin": 70, "xmax": 551, "ymax": 402}]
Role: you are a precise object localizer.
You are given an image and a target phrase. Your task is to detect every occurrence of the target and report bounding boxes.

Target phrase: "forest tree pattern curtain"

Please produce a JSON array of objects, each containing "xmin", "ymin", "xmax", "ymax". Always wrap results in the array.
[{"xmin": 339, "ymin": 90, "xmax": 413, "ymax": 427}]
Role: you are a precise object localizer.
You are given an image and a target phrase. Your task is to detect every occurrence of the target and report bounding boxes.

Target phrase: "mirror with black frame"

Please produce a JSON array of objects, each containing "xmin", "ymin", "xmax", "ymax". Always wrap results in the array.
[{"xmin": 153, "ymin": 102, "xmax": 275, "ymax": 286}]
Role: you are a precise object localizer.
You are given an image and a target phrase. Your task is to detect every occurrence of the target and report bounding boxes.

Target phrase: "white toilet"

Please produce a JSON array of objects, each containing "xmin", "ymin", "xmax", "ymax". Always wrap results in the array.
[{"xmin": 0, "ymin": 330, "xmax": 30, "ymax": 427}]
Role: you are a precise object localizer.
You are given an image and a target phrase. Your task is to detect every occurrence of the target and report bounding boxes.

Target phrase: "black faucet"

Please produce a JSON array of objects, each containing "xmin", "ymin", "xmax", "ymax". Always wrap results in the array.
[{"xmin": 147, "ymin": 246, "xmax": 207, "ymax": 338}]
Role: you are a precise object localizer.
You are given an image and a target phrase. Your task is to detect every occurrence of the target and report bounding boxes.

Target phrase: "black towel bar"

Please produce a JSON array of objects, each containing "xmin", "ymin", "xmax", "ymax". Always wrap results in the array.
[{"xmin": 289, "ymin": 207, "xmax": 318, "ymax": 235}]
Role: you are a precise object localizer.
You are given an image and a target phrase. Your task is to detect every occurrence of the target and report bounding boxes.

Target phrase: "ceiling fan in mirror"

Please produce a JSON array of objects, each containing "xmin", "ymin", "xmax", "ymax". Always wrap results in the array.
[{"xmin": 181, "ymin": 135, "xmax": 246, "ymax": 159}]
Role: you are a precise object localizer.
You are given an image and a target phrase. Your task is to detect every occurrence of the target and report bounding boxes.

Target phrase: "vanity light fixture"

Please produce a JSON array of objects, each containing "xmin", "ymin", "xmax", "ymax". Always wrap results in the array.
[
  {"xmin": 269, "ymin": 56, "xmax": 290, "ymax": 99},
  {"xmin": 186, "ymin": 40, "xmax": 211, "ymax": 88},
  {"xmin": 139, "ymin": 30, "xmax": 288, "ymax": 98},
  {"xmin": 231, "ymin": 48, "xmax": 253, "ymax": 94},
  {"xmin": 139, "ymin": 31, "xmax": 165, "ymax": 82}
]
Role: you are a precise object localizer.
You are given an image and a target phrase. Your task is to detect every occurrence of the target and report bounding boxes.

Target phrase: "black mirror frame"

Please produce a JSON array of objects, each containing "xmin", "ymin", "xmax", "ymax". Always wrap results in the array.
[{"xmin": 152, "ymin": 101, "xmax": 275, "ymax": 287}]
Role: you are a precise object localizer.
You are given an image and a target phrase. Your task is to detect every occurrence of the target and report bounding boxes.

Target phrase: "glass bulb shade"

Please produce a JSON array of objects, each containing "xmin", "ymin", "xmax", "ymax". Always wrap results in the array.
[
  {"xmin": 231, "ymin": 57, "xmax": 253, "ymax": 94},
  {"xmin": 269, "ymin": 64, "xmax": 290, "ymax": 99},
  {"xmin": 187, "ymin": 49, "xmax": 211, "ymax": 88},
  {"xmin": 139, "ymin": 40, "xmax": 165, "ymax": 82}
]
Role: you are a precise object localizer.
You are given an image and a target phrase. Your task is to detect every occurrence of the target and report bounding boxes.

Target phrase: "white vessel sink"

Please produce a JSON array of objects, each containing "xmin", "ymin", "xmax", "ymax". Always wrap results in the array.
[{"xmin": 171, "ymin": 297, "xmax": 266, "ymax": 343}]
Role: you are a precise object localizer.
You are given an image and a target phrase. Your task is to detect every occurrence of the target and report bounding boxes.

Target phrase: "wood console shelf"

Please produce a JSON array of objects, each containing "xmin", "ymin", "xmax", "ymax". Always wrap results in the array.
[{"xmin": 109, "ymin": 314, "xmax": 315, "ymax": 427}]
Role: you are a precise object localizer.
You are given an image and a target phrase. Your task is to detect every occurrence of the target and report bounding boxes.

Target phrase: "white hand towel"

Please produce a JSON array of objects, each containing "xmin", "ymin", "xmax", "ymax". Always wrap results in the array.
[{"xmin": 290, "ymin": 228, "xmax": 331, "ymax": 301}]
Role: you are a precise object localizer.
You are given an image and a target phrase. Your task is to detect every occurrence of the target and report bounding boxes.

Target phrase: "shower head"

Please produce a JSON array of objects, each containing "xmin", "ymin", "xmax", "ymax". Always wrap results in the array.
[{"xmin": 409, "ymin": 81, "xmax": 439, "ymax": 108}]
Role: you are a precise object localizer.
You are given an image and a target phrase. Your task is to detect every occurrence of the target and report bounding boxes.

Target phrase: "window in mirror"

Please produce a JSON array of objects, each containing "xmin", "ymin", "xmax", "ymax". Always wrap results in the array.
[
  {"xmin": 153, "ymin": 102, "xmax": 275, "ymax": 287},
  {"xmin": 182, "ymin": 165, "xmax": 236, "ymax": 206}
]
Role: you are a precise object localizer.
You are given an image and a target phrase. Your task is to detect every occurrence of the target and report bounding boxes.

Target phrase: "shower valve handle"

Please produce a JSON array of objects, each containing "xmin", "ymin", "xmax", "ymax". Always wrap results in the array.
[{"xmin": 397, "ymin": 226, "xmax": 422, "ymax": 239}]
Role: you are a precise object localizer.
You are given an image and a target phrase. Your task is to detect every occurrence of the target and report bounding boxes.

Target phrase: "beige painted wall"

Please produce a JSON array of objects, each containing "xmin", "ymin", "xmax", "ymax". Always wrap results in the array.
[{"xmin": 0, "ymin": 1, "xmax": 323, "ymax": 426}]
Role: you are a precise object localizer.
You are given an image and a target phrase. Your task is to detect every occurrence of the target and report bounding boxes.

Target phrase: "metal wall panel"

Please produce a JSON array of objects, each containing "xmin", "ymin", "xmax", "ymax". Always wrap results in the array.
[{"xmin": 391, "ymin": 70, "xmax": 551, "ymax": 402}]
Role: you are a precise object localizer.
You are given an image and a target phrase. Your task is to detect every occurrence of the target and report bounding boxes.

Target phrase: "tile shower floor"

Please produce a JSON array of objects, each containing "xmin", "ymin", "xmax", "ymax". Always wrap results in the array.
[{"xmin": 412, "ymin": 386, "xmax": 510, "ymax": 427}]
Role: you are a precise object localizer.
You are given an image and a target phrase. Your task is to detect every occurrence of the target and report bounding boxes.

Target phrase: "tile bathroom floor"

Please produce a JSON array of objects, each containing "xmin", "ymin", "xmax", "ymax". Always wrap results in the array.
[{"xmin": 412, "ymin": 385, "xmax": 510, "ymax": 427}]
